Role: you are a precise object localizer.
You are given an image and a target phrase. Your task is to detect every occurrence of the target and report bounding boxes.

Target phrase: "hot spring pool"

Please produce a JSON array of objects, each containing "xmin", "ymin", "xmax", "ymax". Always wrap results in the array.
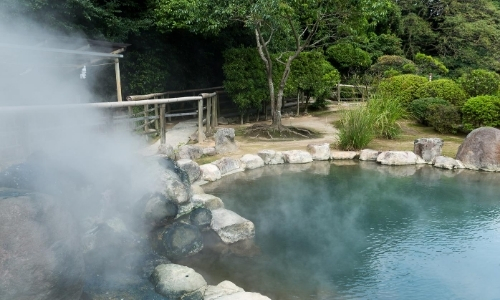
[{"xmin": 190, "ymin": 162, "xmax": 500, "ymax": 300}]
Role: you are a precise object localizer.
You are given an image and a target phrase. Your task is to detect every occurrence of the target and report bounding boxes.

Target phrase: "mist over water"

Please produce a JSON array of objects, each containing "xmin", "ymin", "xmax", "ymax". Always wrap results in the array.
[{"xmin": 200, "ymin": 163, "xmax": 500, "ymax": 300}]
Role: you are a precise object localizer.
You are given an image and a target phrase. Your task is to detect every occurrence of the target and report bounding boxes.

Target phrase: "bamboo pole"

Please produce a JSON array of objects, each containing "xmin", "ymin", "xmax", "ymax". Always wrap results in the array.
[
  {"xmin": 160, "ymin": 104, "xmax": 166, "ymax": 145},
  {"xmin": 206, "ymin": 96, "xmax": 212, "ymax": 135},
  {"xmin": 114, "ymin": 58, "xmax": 123, "ymax": 102},
  {"xmin": 198, "ymin": 99, "xmax": 203, "ymax": 143}
]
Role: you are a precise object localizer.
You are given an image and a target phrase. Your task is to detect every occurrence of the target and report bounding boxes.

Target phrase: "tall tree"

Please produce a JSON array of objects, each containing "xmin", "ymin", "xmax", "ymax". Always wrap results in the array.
[{"xmin": 154, "ymin": 0, "xmax": 392, "ymax": 127}]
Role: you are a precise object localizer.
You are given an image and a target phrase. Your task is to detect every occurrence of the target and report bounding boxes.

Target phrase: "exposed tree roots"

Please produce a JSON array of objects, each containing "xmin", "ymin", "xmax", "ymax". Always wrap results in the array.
[{"xmin": 245, "ymin": 124, "xmax": 319, "ymax": 140}]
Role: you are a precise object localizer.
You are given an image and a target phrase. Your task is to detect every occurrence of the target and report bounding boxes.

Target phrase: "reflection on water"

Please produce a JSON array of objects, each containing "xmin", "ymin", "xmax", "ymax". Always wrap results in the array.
[{"xmin": 191, "ymin": 162, "xmax": 500, "ymax": 300}]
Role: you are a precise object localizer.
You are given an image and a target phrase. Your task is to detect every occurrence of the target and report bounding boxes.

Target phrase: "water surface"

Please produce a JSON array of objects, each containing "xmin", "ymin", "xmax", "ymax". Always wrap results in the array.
[{"xmin": 195, "ymin": 162, "xmax": 500, "ymax": 300}]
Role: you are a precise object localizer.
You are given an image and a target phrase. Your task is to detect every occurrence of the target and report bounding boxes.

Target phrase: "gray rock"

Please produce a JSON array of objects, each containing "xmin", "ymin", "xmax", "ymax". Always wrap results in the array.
[
  {"xmin": 154, "ymin": 223, "xmax": 203, "ymax": 259},
  {"xmin": 0, "ymin": 191, "xmax": 84, "ymax": 300},
  {"xmin": 330, "ymin": 151, "xmax": 358, "ymax": 160},
  {"xmin": 191, "ymin": 193, "xmax": 224, "ymax": 210},
  {"xmin": 212, "ymin": 157, "xmax": 243, "ymax": 175},
  {"xmin": 215, "ymin": 128, "xmax": 238, "ymax": 154},
  {"xmin": 204, "ymin": 281, "xmax": 244, "ymax": 300},
  {"xmin": 191, "ymin": 185, "xmax": 205, "ymax": 194},
  {"xmin": 202, "ymin": 147, "xmax": 217, "ymax": 156},
  {"xmin": 414, "ymin": 138, "xmax": 443, "ymax": 163},
  {"xmin": 240, "ymin": 154, "xmax": 265, "ymax": 170},
  {"xmin": 189, "ymin": 208, "xmax": 212, "ymax": 229},
  {"xmin": 216, "ymin": 292, "xmax": 271, "ymax": 300},
  {"xmin": 359, "ymin": 149, "xmax": 381, "ymax": 161},
  {"xmin": 433, "ymin": 156, "xmax": 465, "ymax": 170},
  {"xmin": 211, "ymin": 208, "xmax": 255, "ymax": 244},
  {"xmin": 282, "ymin": 150, "xmax": 313, "ymax": 164},
  {"xmin": 177, "ymin": 159, "xmax": 201, "ymax": 183},
  {"xmin": 456, "ymin": 127, "xmax": 500, "ymax": 171},
  {"xmin": 306, "ymin": 143, "xmax": 331, "ymax": 161},
  {"xmin": 177, "ymin": 145, "xmax": 205, "ymax": 160},
  {"xmin": 150, "ymin": 264, "xmax": 207, "ymax": 300},
  {"xmin": 200, "ymin": 164, "xmax": 222, "ymax": 182},
  {"xmin": 376, "ymin": 151, "xmax": 425, "ymax": 165},
  {"xmin": 158, "ymin": 144, "xmax": 175, "ymax": 159},
  {"xmin": 257, "ymin": 150, "xmax": 285, "ymax": 165},
  {"xmin": 140, "ymin": 192, "xmax": 178, "ymax": 226},
  {"xmin": 157, "ymin": 158, "xmax": 192, "ymax": 205}
]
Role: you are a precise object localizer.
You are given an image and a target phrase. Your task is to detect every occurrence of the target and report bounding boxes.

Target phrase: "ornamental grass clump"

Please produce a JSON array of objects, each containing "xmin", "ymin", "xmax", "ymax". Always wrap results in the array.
[
  {"xmin": 367, "ymin": 94, "xmax": 406, "ymax": 139},
  {"xmin": 338, "ymin": 106, "xmax": 374, "ymax": 150}
]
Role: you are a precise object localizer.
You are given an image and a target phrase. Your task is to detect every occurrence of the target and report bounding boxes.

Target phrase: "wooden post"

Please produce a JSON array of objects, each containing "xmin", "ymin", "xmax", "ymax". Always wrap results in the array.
[
  {"xmin": 212, "ymin": 95, "xmax": 218, "ymax": 127},
  {"xmin": 337, "ymin": 84, "xmax": 341, "ymax": 103},
  {"xmin": 206, "ymin": 96, "xmax": 212, "ymax": 135},
  {"xmin": 144, "ymin": 104, "xmax": 149, "ymax": 133},
  {"xmin": 114, "ymin": 58, "xmax": 123, "ymax": 102},
  {"xmin": 296, "ymin": 92, "xmax": 300, "ymax": 116},
  {"xmin": 160, "ymin": 104, "xmax": 166, "ymax": 145},
  {"xmin": 198, "ymin": 98, "xmax": 203, "ymax": 143},
  {"xmin": 154, "ymin": 96, "xmax": 159, "ymax": 134}
]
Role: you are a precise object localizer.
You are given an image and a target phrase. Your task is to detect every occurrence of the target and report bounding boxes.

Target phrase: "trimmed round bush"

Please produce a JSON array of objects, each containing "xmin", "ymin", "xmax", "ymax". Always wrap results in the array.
[
  {"xmin": 415, "ymin": 79, "xmax": 467, "ymax": 107},
  {"xmin": 377, "ymin": 74, "xmax": 428, "ymax": 107},
  {"xmin": 409, "ymin": 97, "xmax": 451, "ymax": 124},
  {"xmin": 370, "ymin": 55, "xmax": 416, "ymax": 76},
  {"xmin": 326, "ymin": 43, "xmax": 371, "ymax": 68},
  {"xmin": 461, "ymin": 95, "xmax": 500, "ymax": 131},
  {"xmin": 458, "ymin": 69, "xmax": 500, "ymax": 97},
  {"xmin": 426, "ymin": 104, "xmax": 461, "ymax": 134}
]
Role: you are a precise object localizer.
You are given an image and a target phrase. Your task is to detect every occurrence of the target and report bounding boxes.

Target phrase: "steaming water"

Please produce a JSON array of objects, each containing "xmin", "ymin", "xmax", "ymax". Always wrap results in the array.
[{"xmin": 197, "ymin": 162, "xmax": 500, "ymax": 300}]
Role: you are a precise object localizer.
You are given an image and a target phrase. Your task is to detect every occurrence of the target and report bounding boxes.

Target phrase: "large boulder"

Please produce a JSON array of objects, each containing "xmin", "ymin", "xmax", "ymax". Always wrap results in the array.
[
  {"xmin": 157, "ymin": 158, "xmax": 192, "ymax": 205},
  {"xmin": 257, "ymin": 150, "xmax": 285, "ymax": 165},
  {"xmin": 0, "ymin": 190, "xmax": 85, "ymax": 300},
  {"xmin": 432, "ymin": 156, "xmax": 465, "ymax": 170},
  {"xmin": 282, "ymin": 150, "xmax": 313, "ymax": 164},
  {"xmin": 176, "ymin": 145, "xmax": 204, "ymax": 160},
  {"xmin": 215, "ymin": 292, "xmax": 272, "ymax": 300},
  {"xmin": 153, "ymin": 223, "xmax": 203, "ymax": 259},
  {"xmin": 191, "ymin": 193, "xmax": 224, "ymax": 210},
  {"xmin": 200, "ymin": 164, "xmax": 222, "ymax": 182},
  {"xmin": 414, "ymin": 138, "xmax": 443, "ymax": 163},
  {"xmin": 330, "ymin": 151, "xmax": 358, "ymax": 160},
  {"xmin": 306, "ymin": 143, "xmax": 331, "ymax": 161},
  {"xmin": 189, "ymin": 207, "xmax": 212, "ymax": 229},
  {"xmin": 215, "ymin": 128, "xmax": 238, "ymax": 154},
  {"xmin": 359, "ymin": 149, "xmax": 381, "ymax": 161},
  {"xmin": 377, "ymin": 151, "xmax": 425, "ymax": 165},
  {"xmin": 136, "ymin": 192, "xmax": 179, "ymax": 228},
  {"xmin": 177, "ymin": 159, "xmax": 201, "ymax": 183},
  {"xmin": 211, "ymin": 157, "xmax": 243, "ymax": 175},
  {"xmin": 204, "ymin": 281, "xmax": 244, "ymax": 300},
  {"xmin": 456, "ymin": 127, "xmax": 500, "ymax": 171},
  {"xmin": 240, "ymin": 154, "xmax": 265, "ymax": 170},
  {"xmin": 150, "ymin": 264, "xmax": 207, "ymax": 300},
  {"xmin": 211, "ymin": 208, "xmax": 255, "ymax": 244}
]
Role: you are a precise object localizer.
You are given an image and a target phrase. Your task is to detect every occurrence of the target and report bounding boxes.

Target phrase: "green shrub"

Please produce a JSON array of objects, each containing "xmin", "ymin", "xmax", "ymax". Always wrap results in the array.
[
  {"xmin": 414, "ymin": 53, "xmax": 448, "ymax": 76},
  {"xmin": 369, "ymin": 55, "xmax": 416, "ymax": 77},
  {"xmin": 461, "ymin": 95, "xmax": 500, "ymax": 131},
  {"xmin": 426, "ymin": 104, "xmax": 461, "ymax": 134},
  {"xmin": 367, "ymin": 95, "xmax": 406, "ymax": 139},
  {"xmin": 458, "ymin": 69, "xmax": 500, "ymax": 97},
  {"xmin": 377, "ymin": 74, "xmax": 428, "ymax": 107},
  {"xmin": 415, "ymin": 79, "xmax": 467, "ymax": 107},
  {"xmin": 409, "ymin": 98, "xmax": 451, "ymax": 124},
  {"xmin": 326, "ymin": 43, "xmax": 372, "ymax": 69},
  {"xmin": 338, "ymin": 107, "xmax": 374, "ymax": 150}
]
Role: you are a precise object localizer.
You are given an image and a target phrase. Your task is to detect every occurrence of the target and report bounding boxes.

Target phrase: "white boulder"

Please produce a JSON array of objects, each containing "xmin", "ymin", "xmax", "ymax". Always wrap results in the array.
[
  {"xmin": 257, "ymin": 150, "xmax": 285, "ymax": 165},
  {"xmin": 282, "ymin": 150, "xmax": 313, "ymax": 164},
  {"xmin": 150, "ymin": 264, "xmax": 207, "ymax": 300},
  {"xmin": 204, "ymin": 281, "xmax": 244, "ymax": 300},
  {"xmin": 211, "ymin": 208, "xmax": 255, "ymax": 244},
  {"xmin": 432, "ymin": 156, "xmax": 465, "ymax": 170},
  {"xmin": 240, "ymin": 154, "xmax": 265, "ymax": 170},
  {"xmin": 212, "ymin": 157, "xmax": 243, "ymax": 175},
  {"xmin": 377, "ymin": 151, "xmax": 425, "ymax": 165},
  {"xmin": 200, "ymin": 164, "xmax": 222, "ymax": 182},
  {"xmin": 306, "ymin": 143, "xmax": 331, "ymax": 161},
  {"xmin": 359, "ymin": 149, "xmax": 381, "ymax": 161},
  {"xmin": 330, "ymin": 151, "xmax": 358, "ymax": 160},
  {"xmin": 191, "ymin": 193, "xmax": 225, "ymax": 210}
]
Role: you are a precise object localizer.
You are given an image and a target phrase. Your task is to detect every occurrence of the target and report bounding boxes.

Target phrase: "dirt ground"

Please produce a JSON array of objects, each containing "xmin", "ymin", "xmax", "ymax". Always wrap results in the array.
[{"xmin": 195, "ymin": 102, "xmax": 466, "ymax": 164}]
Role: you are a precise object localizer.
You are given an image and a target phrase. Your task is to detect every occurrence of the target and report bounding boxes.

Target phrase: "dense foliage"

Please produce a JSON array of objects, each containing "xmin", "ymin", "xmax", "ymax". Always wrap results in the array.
[
  {"xmin": 409, "ymin": 98, "xmax": 451, "ymax": 125},
  {"xmin": 426, "ymin": 105, "xmax": 462, "ymax": 134},
  {"xmin": 376, "ymin": 74, "xmax": 428, "ymax": 107},
  {"xmin": 415, "ymin": 79, "xmax": 467, "ymax": 107},
  {"xmin": 459, "ymin": 69, "xmax": 500, "ymax": 97},
  {"xmin": 461, "ymin": 96, "xmax": 500, "ymax": 131}
]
